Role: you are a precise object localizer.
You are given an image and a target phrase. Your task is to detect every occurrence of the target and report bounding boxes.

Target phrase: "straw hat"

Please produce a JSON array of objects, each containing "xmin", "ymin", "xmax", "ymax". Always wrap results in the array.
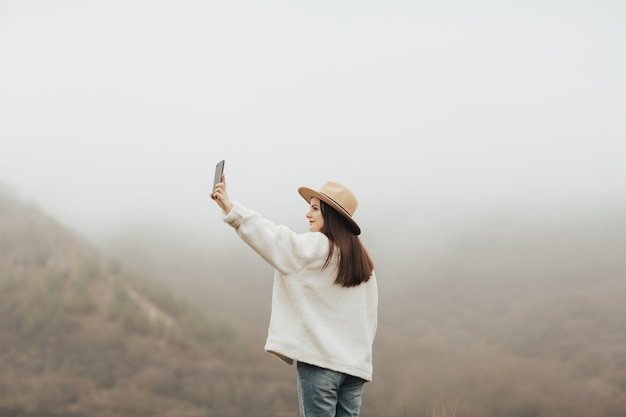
[{"xmin": 298, "ymin": 181, "xmax": 361, "ymax": 235}]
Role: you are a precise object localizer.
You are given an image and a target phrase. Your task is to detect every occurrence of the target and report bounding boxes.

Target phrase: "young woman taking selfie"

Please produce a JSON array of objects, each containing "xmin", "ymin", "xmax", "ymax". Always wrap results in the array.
[{"xmin": 212, "ymin": 176, "xmax": 378, "ymax": 417}]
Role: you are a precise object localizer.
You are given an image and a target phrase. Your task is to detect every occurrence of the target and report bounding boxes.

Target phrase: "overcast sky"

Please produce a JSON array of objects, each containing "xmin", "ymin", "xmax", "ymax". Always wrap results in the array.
[{"xmin": 1, "ymin": 0, "xmax": 625, "ymax": 242}]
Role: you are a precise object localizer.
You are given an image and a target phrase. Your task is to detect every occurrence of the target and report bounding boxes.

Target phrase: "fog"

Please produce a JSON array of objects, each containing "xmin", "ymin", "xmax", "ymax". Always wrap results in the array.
[
  {"xmin": 2, "ymin": 2, "xmax": 626, "ymax": 415},
  {"xmin": 1, "ymin": 0, "xmax": 625, "ymax": 246}
]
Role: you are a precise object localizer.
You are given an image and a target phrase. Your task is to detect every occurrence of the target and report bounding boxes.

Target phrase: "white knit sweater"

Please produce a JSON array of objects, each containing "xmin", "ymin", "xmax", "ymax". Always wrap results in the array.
[{"xmin": 222, "ymin": 201, "xmax": 378, "ymax": 381}]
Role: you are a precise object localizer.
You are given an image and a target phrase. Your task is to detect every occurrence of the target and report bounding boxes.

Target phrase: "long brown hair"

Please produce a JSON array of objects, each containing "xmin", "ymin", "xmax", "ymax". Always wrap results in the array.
[{"xmin": 319, "ymin": 200, "xmax": 374, "ymax": 287}]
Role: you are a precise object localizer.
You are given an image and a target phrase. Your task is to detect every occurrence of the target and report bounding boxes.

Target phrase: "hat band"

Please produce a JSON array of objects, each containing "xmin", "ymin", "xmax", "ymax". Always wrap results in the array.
[{"xmin": 319, "ymin": 192, "xmax": 352, "ymax": 217}]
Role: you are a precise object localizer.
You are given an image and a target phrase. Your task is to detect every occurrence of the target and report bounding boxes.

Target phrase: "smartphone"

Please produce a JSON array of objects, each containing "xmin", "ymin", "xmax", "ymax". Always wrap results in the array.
[{"xmin": 213, "ymin": 160, "xmax": 225, "ymax": 193}]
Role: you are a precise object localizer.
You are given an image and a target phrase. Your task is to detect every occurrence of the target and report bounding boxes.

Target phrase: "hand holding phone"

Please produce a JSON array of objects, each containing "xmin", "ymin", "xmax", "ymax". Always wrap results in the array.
[
  {"xmin": 211, "ymin": 159, "xmax": 232, "ymax": 213},
  {"xmin": 213, "ymin": 159, "xmax": 225, "ymax": 193}
]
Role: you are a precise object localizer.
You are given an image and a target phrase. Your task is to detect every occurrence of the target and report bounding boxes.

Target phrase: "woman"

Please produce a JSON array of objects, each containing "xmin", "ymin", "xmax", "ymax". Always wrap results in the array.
[{"xmin": 212, "ymin": 177, "xmax": 378, "ymax": 417}]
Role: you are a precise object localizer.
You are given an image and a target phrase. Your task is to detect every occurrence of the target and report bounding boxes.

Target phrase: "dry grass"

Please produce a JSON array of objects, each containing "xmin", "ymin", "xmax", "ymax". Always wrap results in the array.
[
  {"xmin": 377, "ymin": 398, "xmax": 478, "ymax": 417},
  {"xmin": 429, "ymin": 398, "xmax": 458, "ymax": 417},
  {"xmin": 428, "ymin": 398, "xmax": 480, "ymax": 417}
]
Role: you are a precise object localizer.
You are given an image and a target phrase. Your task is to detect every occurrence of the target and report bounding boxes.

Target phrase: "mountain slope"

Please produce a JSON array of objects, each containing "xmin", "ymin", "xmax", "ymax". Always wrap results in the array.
[
  {"xmin": 369, "ymin": 207, "xmax": 626, "ymax": 417},
  {"xmin": 108, "ymin": 200, "xmax": 626, "ymax": 417},
  {"xmin": 0, "ymin": 185, "xmax": 291, "ymax": 417}
]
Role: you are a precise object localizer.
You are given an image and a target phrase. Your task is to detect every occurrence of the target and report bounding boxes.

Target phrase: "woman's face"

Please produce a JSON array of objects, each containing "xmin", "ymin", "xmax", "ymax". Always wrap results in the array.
[{"xmin": 306, "ymin": 197, "xmax": 325, "ymax": 232}]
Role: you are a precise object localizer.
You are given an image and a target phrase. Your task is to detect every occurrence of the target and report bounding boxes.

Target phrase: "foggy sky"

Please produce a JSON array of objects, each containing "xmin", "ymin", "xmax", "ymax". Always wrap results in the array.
[{"xmin": 1, "ymin": 0, "xmax": 625, "ymax": 243}]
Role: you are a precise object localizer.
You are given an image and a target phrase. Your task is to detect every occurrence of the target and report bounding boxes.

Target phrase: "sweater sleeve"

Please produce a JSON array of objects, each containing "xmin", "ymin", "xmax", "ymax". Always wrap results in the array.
[{"xmin": 222, "ymin": 201, "xmax": 329, "ymax": 275}]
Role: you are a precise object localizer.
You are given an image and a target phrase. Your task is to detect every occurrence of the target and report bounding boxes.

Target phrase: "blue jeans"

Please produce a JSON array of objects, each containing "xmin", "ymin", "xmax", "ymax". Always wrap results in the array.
[{"xmin": 296, "ymin": 361, "xmax": 365, "ymax": 417}]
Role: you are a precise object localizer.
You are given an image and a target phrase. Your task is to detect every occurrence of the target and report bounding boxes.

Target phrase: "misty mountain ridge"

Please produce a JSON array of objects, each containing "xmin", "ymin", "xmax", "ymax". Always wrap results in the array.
[
  {"xmin": 2, "ymin": 179, "xmax": 626, "ymax": 417},
  {"xmin": 0, "ymin": 185, "xmax": 295, "ymax": 417},
  {"xmin": 104, "ymin": 190, "xmax": 626, "ymax": 417}
]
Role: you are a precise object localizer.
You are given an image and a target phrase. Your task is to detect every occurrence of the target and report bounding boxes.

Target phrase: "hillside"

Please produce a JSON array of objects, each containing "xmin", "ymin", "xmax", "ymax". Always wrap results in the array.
[
  {"xmin": 371, "ymin": 208, "xmax": 626, "ymax": 417},
  {"xmin": 106, "ymin": 201, "xmax": 626, "ymax": 417},
  {"xmin": 3, "ymin": 179, "xmax": 626, "ymax": 417},
  {"xmin": 0, "ymin": 186, "xmax": 294, "ymax": 417}
]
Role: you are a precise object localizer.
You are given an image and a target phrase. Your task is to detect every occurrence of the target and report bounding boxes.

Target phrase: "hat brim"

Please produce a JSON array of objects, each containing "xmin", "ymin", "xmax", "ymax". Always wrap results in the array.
[{"xmin": 298, "ymin": 187, "xmax": 361, "ymax": 235}]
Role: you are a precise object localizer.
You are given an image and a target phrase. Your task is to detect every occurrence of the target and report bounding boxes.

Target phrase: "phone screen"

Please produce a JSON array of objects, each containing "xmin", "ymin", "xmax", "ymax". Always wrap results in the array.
[{"xmin": 213, "ymin": 160, "xmax": 225, "ymax": 193}]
